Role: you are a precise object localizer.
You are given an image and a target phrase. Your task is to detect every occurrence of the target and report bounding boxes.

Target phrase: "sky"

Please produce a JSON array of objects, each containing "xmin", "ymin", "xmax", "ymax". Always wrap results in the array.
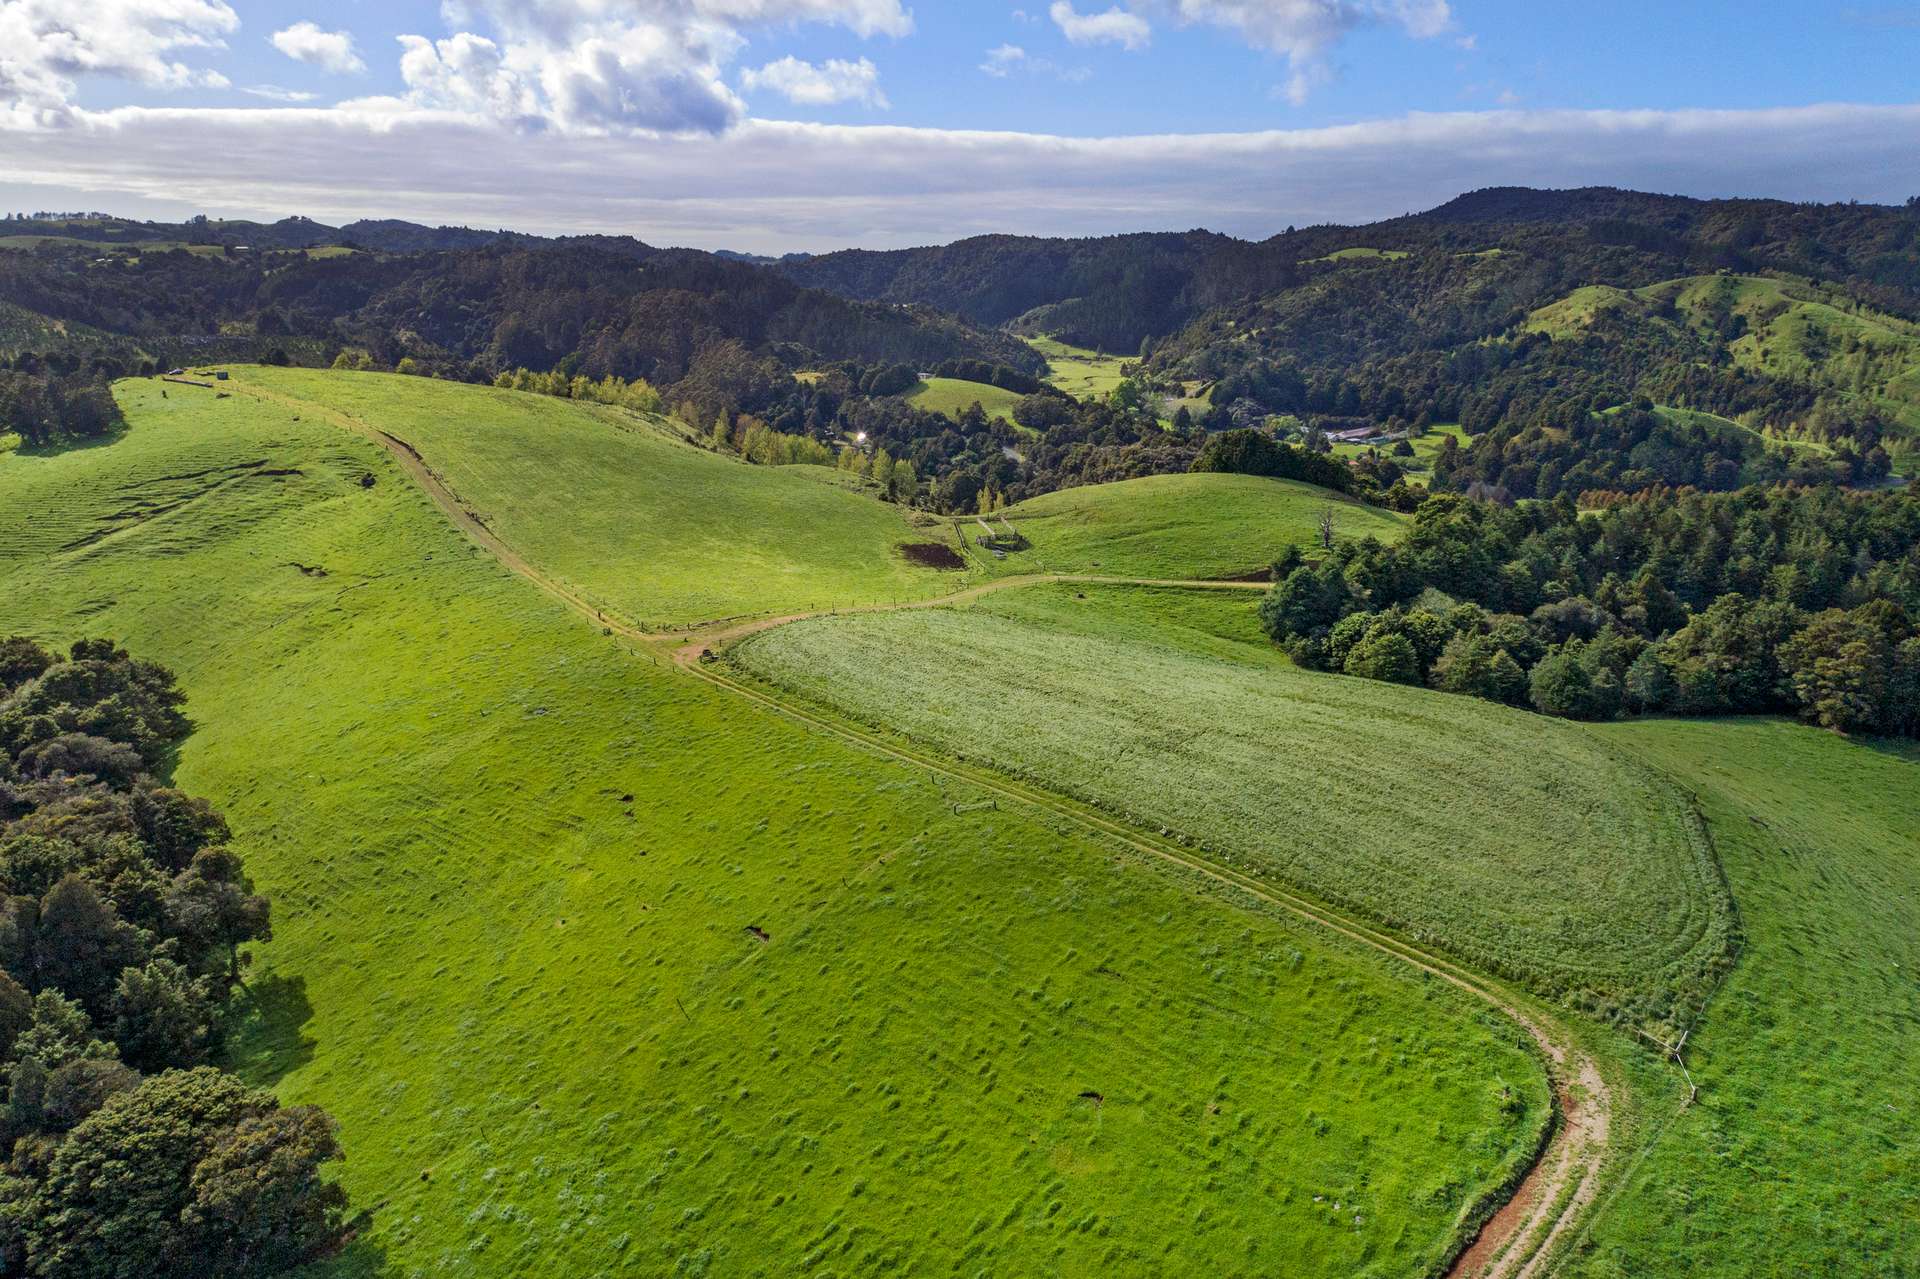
[{"xmin": 1, "ymin": 2, "xmax": 1917, "ymax": 252}]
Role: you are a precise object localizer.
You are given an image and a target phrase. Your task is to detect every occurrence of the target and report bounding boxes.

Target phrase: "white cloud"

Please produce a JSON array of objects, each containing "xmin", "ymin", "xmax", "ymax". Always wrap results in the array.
[
  {"xmin": 1050, "ymin": 2, "xmax": 1152, "ymax": 50},
  {"xmin": 270, "ymin": 21, "xmax": 366, "ymax": 76},
  {"xmin": 742, "ymin": 56, "xmax": 887, "ymax": 108},
  {"xmin": 0, "ymin": 0, "xmax": 237, "ymax": 123},
  {"xmin": 242, "ymin": 84, "xmax": 319, "ymax": 103},
  {"xmin": 1139, "ymin": 0, "xmax": 1452, "ymax": 101},
  {"xmin": 5, "ymin": 102, "xmax": 1917, "ymax": 254},
  {"xmin": 389, "ymin": 0, "xmax": 913, "ymax": 134},
  {"xmin": 981, "ymin": 44, "xmax": 1026, "ymax": 76},
  {"xmin": 980, "ymin": 44, "xmax": 1090, "ymax": 82}
]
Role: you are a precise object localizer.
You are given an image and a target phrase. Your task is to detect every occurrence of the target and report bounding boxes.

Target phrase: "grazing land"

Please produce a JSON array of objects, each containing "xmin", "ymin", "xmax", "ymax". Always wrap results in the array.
[
  {"xmin": 1306, "ymin": 247, "xmax": 1412, "ymax": 263},
  {"xmin": 1028, "ymin": 336, "xmax": 1133, "ymax": 400},
  {"xmin": 731, "ymin": 585, "xmax": 1736, "ymax": 1029},
  {"xmin": 1331, "ymin": 424, "xmax": 1469, "ymax": 475},
  {"xmin": 1567, "ymin": 719, "xmax": 1920, "ymax": 1278},
  {"xmin": 231, "ymin": 367, "xmax": 961, "ymax": 627},
  {"xmin": 0, "ymin": 375, "xmax": 1554, "ymax": 1277},
  {"xmin": 966, "ymin": 472, "xmax": 1409, "ymax": 579},
  {"xmin": 905, "ymin": 375, "xmax": 1024, "ymax": 423}
]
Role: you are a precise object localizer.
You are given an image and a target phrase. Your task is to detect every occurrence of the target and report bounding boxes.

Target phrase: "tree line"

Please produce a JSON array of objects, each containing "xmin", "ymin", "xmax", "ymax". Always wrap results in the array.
[
  {"xmin": 1260, "ymin": 483, "xmax": 1920, "ymax": 737},
  {"xmin": 0, "ymin": 638, "xmax": 345, "ymax": 1276}
]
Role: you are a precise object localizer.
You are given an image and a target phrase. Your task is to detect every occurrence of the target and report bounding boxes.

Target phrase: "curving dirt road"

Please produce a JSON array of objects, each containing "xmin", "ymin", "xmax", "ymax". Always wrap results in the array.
[{"xmin": 245, "ymin": 376, "xmax": 1614, "ymax": 1279}]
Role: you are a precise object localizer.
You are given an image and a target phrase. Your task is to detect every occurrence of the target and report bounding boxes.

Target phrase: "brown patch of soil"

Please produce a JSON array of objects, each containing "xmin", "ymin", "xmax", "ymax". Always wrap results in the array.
[{"xmin": 901, "ymin": 542, "xmax": 966, "ymax": 570}]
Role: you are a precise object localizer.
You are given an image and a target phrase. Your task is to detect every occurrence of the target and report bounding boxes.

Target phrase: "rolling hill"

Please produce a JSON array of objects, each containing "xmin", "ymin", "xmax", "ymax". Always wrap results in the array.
[
  {"xmin": 731, "ymin": 582, "xmax": 1734, "ymax": 1029},
  {"xmin": 0, "ymin": 372, "xmax": 1555, "ymax": 1276},
  {"xmin": 966, "ymin": 472, "xmax": 1409, "ymax": 580},
  {"xmin": 229, "ymin": 367, "xmax": 962, "ymax": 627}
]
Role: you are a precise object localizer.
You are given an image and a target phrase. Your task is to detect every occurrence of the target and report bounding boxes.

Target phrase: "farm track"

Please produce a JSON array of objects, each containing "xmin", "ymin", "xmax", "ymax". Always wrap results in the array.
[{"xmin": 239, "ymin": 377, "xmax": 1615, "ymax": 1279}]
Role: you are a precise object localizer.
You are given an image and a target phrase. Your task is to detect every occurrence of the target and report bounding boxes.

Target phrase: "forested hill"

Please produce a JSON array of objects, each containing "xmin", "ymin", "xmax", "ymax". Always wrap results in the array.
[
  {"xmin": 0, "ymin": 241, "xmax": 1040, "ymax": 384},
  {"xmin": 779, "ymin": 187, "xmax": 1920, "ymax": 352}
]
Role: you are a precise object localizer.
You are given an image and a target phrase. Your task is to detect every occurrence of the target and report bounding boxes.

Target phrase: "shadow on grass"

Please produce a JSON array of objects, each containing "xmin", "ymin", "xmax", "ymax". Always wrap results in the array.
[
  {"xmin": 7, "ymin": 427, "xmax": 129, "ymax": 459},
  {"xmin": 223, "ymin": 971, "xmax": 318, "ymax": 1087},
  {"xmin": 1857, "ymin": 734, "xmax": 1920, "ymax": 766},
  {"xmin": 293, "ymin": 1233, "xmax": 392, "ymax": 1279}
]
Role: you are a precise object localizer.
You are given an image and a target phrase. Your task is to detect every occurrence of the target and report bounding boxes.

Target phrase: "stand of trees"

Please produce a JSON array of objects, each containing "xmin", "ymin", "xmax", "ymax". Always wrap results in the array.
[
  {"xmin": 1260, "ymin": 484, "xmax": 1920, "ymax": 737},
  {"xmin": 0, "ymin": 637, "xmax": 346, "ymax": 1276},
  {"xmin": 0, "ymin": 359, "xmax": 124, "ymax": 450}
]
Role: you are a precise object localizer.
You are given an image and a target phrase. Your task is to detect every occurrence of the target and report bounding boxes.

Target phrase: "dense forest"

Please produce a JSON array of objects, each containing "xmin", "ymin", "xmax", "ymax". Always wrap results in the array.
[
  {"xmin": 0, "ymin": 241, "xmax": 1037, "ymax": 390},
  {"xmin": 0, "ymin": 637, "xmax": 345, "ymax": 1275},
  {"xmin": 6, "ymin": 188, "xmax": 1920, "ymax": 511},
  {"xmin": 1260, "ymin": 485, "xmax": 1920, "ymax": 737}
]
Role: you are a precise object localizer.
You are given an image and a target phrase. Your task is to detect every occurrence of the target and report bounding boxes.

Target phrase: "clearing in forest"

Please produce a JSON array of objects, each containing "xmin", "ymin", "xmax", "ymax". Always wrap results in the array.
[{"xmin": 970, "ymin": 472, "xmax": 1409, "ymax": 580}]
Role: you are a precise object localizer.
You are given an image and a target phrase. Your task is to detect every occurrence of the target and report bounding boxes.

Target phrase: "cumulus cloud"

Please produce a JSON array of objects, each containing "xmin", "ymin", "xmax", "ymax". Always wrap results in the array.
[
  {"xmin": 1140, "ymin": 0, "xmax": 1453, "ymax": 101},
  {"xmin": 0, "ymin": 0, "xmax": 237, "ymax": 122},
  {"xmin": 270, "ymin": 21, "xmax": 366, "ymax": 76},
  {"xmin": 1050, "ymin": 2, "xmax": 1152, "ymax": 50},
  {"xmin": 5, "ymin": 102, "xmax": 1916, "ymax": 253},
  {"xmin": 742, "ymin": 56, "xmax": 887, "ymax": 108},
  {"xmin": 398, "ymin": 0, "xmax": 913, "ymax": 135}
]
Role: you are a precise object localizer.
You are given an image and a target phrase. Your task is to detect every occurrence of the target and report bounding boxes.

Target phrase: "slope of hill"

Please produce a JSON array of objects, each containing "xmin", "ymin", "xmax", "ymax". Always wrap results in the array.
[
  {"xmin": 732, "ymin": 584, "xmax": 1734, "ymax": 1029},
  {"xmin": 969, "ymin": 472, "xmax": 1407, "ymax": 580},
  {"xmin": 0, "ymin": 375, "xmax": 1554, "ymax": 1276},
  {"xmin": 0, "ymin": 236, "xmax": 1041, "ymax": 382},
  {"xmin": 234, "ymin": 367, "xmax": 961, "ymax": 627},
  {"xmin": 1574, "ymin": 719, "xmax": 1920, "ymax": 1276},
  {"xmin": 905, "ymin": 375, "xmax": 1023, "ymax": 423},
  {"xmin": 1528, "ymin": 273, "xmax": 1920, "ymax": 432}
]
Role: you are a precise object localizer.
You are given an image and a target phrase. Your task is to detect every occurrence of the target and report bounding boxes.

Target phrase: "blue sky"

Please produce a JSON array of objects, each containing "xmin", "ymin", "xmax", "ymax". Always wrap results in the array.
[
  {"xmin": 3, "ymin": 2, "xmax": 1919, "ymax": 249},
  {"xmin": 63, "ymin": 2, "xmax": 1920, "ymax": 130}
]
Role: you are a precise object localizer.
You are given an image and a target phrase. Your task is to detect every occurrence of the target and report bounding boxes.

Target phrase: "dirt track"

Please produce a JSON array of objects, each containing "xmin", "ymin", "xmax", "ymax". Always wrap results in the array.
[{"xmin": 246, "ymin": 375, "xmax": 1615, "ymax": 1279}]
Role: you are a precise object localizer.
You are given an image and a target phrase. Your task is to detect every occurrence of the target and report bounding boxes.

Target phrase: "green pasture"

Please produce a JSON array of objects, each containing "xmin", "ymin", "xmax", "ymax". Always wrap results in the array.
[
  {"xmin": 905, "ymin": 376, "xmax": 1025, "ymax": 423},
  {"xmin": 1568, "ymin": 719, "xmax": 1920, "ymax": 1277},
  {"xmin": 0, "ymin": 376, "xmax": 1553, "ymax": 1277},
  {"xmin": 229, "ymin": 367, "xmax": 962, "ymax": 627},
  {"xmin": 1027, "ymin": 336, "xmax": 1133, "ymax": 400},
  {"xmin": 732, "ymin": 584, "xmax": 1736, "ymax": 1028},
  {"xmin": 970, "ymin": 472, "xmax": 1408, "ymax": 580},
  {"xmin": 1331, "ymin": 424, "xmax": 1468, "ymax": 475},
  {"xmin": 1304, "ymin": 247, "xmax": 1411, "ymax": 264}
]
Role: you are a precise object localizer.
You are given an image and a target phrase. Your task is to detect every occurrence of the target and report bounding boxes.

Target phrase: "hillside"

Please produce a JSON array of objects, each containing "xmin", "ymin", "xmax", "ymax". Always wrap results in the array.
[
  {"xmin": 231, "ymin": 367, "xmax": 961, "ymax": 626},
  {"xmin": 782, "ymin": 188, "xmax": 1920, "ymax": 352},
  {"xmin": 0, "ymin": 373, "xmax": 1554, "ymax": 1275},
  {"xmin": 1527, "ymin": 273, "xmax": 1920, "ymax": 433},
  {"xmin": 1574, "ymin": 719, "xmax": 1919, "ymax": 1275},
  {"xmin": 732, "ymin": 583, "xmax": 1733, "ymax": 1028},
  {"xmin": 0, "ymin": 237, "xmax": 1039, "ymax": 384},
  {"xmin": 968, "ymin": 472, "xmax": 1407, "ymax": 580}
]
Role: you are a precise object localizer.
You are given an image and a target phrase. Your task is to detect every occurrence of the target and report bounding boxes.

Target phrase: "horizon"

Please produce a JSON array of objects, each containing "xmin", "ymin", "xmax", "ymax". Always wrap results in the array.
[
  {"xmin": 1, "ymin": 3, "xmax": 1917, "ymax": 252},
  {"xmin": 12, "ymin": 182, "xmax": 1916, "ymax": 262}
]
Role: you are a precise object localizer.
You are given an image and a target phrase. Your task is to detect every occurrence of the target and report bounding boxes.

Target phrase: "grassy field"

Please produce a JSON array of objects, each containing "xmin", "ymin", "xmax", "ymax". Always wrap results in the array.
[
  {"xmin": 0, "ymin": 376, "xmax": 1555, "ymax": 1277},
  {"xmin": 905, "ymin": 375, "xmax": 1025, "ymax": 423},
  {"xmin": 1568, "ymin": 719, "xmax": 1919, "ymax": 1277},
  {"xmin": 731, "ymin": 584, "xmax": 1735, "ymax": 1029},
  {"xmin": 1305, "ymin": 247, "xmax": 1411, "ymax": 264},
  {"xmin": 228, "ymin": 367, "xmax": 963, "ymax": 627},
  {"xmin": 1027, "ymin": 336, "xmax": 1133, "ymax": 400},
  {"xmin": 1331, "ymin": 424, "xmax": 1468, "ymax": 476},
  {"xmin": 967, "ymin": 472, "xmax": 1409, "ymax": 579}
]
